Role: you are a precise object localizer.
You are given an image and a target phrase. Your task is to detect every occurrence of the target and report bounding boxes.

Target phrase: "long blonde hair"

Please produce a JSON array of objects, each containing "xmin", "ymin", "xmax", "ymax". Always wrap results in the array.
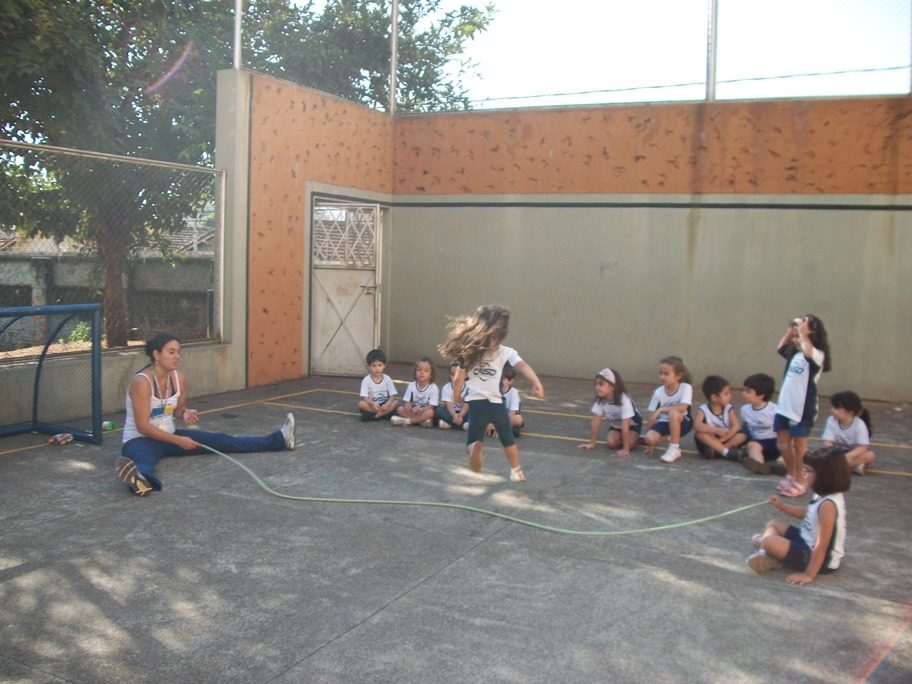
[{"xmin": 438, "ymin": 304, "xmax": 510, "ymax": 370}]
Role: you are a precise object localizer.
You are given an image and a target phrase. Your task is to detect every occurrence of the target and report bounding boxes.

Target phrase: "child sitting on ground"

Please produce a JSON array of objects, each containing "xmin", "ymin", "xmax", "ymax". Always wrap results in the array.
[
  {"xmin": 358, "ymin": 348, "xmax": 399, "ymax": 421},
  {"xmin": 643, "ymin": 356, "xmax": 693, "ymax": 464},
  {"xmin": 486, "ymin": 363, "xmax": 524, "ymax": 439},
  {"xmin": 437, "ymin": 361, "xmax": 470, "ymax": 430},
  {"xmin": 391, "ymin": 357, "xmax": 439, "ymax": 427},
  {"xmin": 578, "ymin": 367, "xmax": 642, "ymax": 458},
  {"xmin": 822, "ymin": 391, "xmax": 876, "ymax": 475},
  {"xmin": 693, "ymin": 375, "xmax": 746, "ymax": 461},
  {"xmin": 739, "ymin": 373, "xmax": 787, "ymax": 476},
  {"xmin": 747, "ymin": 446, "xmax": 849, "ymax": 585}
]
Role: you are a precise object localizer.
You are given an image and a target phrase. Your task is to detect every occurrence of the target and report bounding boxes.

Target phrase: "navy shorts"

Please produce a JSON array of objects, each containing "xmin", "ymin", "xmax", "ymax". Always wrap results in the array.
[
  {"xmin": 649, "ymin": 416, "xmax": 693, "ymax": 438},
  {"xmin": 773, "ymin": 413, "xmax": 813, "ymax": 438},
  {"xmin": 755, "ymin": 437, "xmax": 781, "ymax": 461},
  {"xmin": 783, "ymin": 525, "xmax": 836, "ymax": 574},
  {"xmin": 466, "ymin": 399, "xmax": 515, "ymax": 448}
]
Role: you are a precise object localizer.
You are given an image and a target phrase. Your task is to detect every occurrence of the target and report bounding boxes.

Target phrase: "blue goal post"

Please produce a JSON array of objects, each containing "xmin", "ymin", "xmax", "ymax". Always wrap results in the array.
[{"xmin": 0, "ymin": 303, "xmax": 103, "ymax": 444}]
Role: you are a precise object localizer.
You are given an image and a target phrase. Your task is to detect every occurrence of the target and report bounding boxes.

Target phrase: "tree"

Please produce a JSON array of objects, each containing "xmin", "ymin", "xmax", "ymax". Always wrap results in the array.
[{"xmin": 0, "ymin": 0, "xmax": 491, "ymax": 346}]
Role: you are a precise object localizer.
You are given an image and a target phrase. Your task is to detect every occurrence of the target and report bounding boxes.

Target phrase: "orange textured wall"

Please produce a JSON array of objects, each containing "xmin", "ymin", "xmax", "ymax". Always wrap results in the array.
[
  {"xmin": 247, "ymin": 75, "xmax": 393, "ymax": 386},
  {"xmin": 394, "ymin": 97, "xmax": 912, "ymax": 195}
]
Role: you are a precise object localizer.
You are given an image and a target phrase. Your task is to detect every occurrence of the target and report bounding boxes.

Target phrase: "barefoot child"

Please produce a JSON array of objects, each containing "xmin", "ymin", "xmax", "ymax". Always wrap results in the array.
[
  {"xmin": 578, "ymin": 367, "xmax": 642, "ymax": 458},
  {"xmin": 439, "ymin": 304, "xmax": 544, "ymax": 482}
]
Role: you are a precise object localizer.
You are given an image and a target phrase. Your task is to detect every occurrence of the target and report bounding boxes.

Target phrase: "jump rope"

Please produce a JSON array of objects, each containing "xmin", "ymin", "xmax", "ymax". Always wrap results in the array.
[{"xmin": 200, "ymin": 444, "xmax": 768, "ymax": 537}]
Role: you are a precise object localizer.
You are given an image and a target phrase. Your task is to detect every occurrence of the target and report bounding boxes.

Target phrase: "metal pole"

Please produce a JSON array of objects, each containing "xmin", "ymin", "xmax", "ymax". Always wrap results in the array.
[
  {"xmin": 706, "ymin": 0, "xmax": 719, "ymax": 101},
  {"xmin": 234, "ymin": 0, "xmax": 243, "ymax": 70},
  {"xmin": 390, "ymin": 0, "xmax": 399, "ymax": 114}
]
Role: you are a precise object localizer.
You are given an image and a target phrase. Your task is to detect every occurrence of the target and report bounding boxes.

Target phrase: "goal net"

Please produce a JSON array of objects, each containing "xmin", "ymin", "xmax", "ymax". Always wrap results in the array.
[{"xmin": 0, "ymin": 303, "xmax": 102, "ymax": 443}]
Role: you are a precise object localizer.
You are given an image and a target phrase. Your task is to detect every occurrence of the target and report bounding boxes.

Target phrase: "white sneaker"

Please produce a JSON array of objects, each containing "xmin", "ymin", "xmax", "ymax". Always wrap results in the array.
[
  {"xmin": 438, "ymin": 421, "xmax": 452, "ymax": 430},
  {"xmin": 510, "ymin": 466, "xmax": 527, "ymax": 483},
  {"xmin": 660, "ymin": 445, "xmax": 682, "ymax": 463},
  {"xmin": 852, "ymin": 463, "xmax": 866, "ymax": 476},
  {"xmin": 462, "ymin": 422, "xmax": 469, "ymax": 431},
  {"xmin": 280, "ymin": 413, "xmax": 295, "ymax": 450},
  {"xmin": 390, "ymin": 415, "xmax": 408, "ymax": 426},
  {"xmin": 421, "ymin": 418, "xmax": 434, "ymax": 428}
]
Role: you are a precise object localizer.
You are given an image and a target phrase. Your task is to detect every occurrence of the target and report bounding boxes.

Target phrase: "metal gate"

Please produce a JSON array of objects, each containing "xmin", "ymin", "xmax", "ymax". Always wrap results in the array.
[{"xmin": 310, "ymin": 200, "xmax": 381, "ymax": 375}]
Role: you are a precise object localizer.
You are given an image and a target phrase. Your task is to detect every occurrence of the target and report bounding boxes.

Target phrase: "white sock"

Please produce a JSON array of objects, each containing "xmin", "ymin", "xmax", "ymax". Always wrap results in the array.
[{"xmin": 723, "ymin": 448, "xmax": 730, "ymax": 457}]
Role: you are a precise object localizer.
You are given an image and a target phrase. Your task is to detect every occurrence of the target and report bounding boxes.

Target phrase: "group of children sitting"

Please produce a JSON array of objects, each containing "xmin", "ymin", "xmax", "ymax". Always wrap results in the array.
[
  {"xmin": 358, "ymin": 350, "xmax": 523, "ymax": 439},
  {"xmin": 357, "ymin": 349, "xmax": 875, "ymax": 481}
]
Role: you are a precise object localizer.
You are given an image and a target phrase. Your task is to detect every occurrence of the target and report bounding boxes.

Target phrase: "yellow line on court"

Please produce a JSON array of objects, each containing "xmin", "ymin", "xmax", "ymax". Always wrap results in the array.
[{"xmin": 867, "ymin": 469, "xmax": 912, "ymax": 477}]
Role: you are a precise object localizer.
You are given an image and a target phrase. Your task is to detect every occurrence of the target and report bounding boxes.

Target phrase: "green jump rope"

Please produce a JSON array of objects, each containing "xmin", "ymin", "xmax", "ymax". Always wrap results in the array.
[{"xmin": 202, "ymin": 444, "xmax": 768, "ymax": 537}]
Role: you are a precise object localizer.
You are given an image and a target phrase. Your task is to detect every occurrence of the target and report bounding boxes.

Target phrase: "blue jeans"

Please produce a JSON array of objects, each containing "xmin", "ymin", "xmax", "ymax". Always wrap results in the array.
[{"xmin": 122, "ymin": 428, "xmax": 285, "ymax": 490}]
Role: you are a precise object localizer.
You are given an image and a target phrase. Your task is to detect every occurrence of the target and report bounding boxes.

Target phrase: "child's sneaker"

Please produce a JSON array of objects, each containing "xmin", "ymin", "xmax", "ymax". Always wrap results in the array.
[
  {"xmin": 390, "ymin": 415, "xmax": 409, "ymax": 426},
  {"xmin": 852, "ymin": 463, "xmax": 866, "ymax": 476},
  {"xmin": 770, "ymin": 461, "xmax": 788, "ymax": 477},
  {"xmin": 462, "ymin": 422, "xmax": 469, "ymax": 431},
  {"xmin": 747, "ymin": 551, "xmax": 782, "ymax": 574},
  {"xmin": 724, "ymin": 447, "xmax": 745, "ymax": 462},
  {"xmin": 438, "ymin": 421, "xmax": 452, "ymax": 430},
  {"xmin": 509, "ymin": 466, "xmax": 527, "ymax": 483},
  {"xmin": 751, "ymin": 533, "xmax": 764, "ymax": 549},
  {"xmin": 660, "ymin": 444, "xmax": 682, "ymax": 463},
  {"xmin": 467, "ymin": 441, "xmax": 484, "ymax": 472},
  {"xmin": 420, "ymin": 418, "xmax": 434, "ymax": 428},
  {"xmin": 281, "ymin": 413, "xmax": 295, "ymax": 450}
]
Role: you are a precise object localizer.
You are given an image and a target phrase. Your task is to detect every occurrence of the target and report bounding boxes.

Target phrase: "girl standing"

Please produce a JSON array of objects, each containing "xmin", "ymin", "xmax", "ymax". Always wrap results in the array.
[
  {"xmin": 822, "ymin": 391, "xmax": 876, "ymax": 475},
  {"xmin": 391, "ymin": 357, "xmax": 439, "ymax": 427},
  {"xmin": 643, "ymin": 356, "xmax": 693, "ymax": 464},
  {"xmin": 774, "ymin": 314, "xmax": 831, "ymax": 497},
  {"xmin": 578, "ymin": 367, "xmax": 642, "ymax": 458},
  {"xmin": 747, "ymin": 447, "xmax": 849, "ymax": 585},
  {"xmin": 116, "ymin": 333, "xmax": 295, "ymax": 496},
  {"xmin": 438, "ymin": 304, "xmax": 544, "ymax": 482}
]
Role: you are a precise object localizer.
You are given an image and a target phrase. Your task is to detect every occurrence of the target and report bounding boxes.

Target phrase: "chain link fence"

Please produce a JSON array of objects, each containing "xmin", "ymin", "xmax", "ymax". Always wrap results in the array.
[{"xmin": 0, "ymin": 140, "xmax": 224, "ymax": 351}]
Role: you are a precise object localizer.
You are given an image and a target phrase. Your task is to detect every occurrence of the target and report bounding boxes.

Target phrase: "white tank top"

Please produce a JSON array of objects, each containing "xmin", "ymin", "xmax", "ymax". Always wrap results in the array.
[{"xmin": 122, "ymin": 370, "xmax": 182, "ymax": 443}]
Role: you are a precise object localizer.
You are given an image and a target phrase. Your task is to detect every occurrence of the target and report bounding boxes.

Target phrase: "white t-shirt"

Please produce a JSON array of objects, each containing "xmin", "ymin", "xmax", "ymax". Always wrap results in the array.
[
  {"xmin": 591, "ymin": 393, "xmax": 638, "ymax": 429},
  {"xmin": 697, "ymin": 403, "xmax": 734, "ymax": 430},
  {"xmin": 123, "ymin": 370, "xmax": 181, "ymax": 443},
  {"xmin": 740, "ymin": 401, "xmax": 778, "ymax": 441},
  {"xmin": 403, "ymin": 380, "xmax": 440, "ymax": 408},
  {"xmin": 503, "ymin": 386, "xmax": 521, "ymax": 412},
  {"xmin": 822, "ymin": 415, "xmax": 870, "ymax": 448},
  {"xmin": 465, "ymin": 345, "xmax": 522, "ymax": 404},
  {"xmin": 647, "ymin": 383, "xmax": 693, "ymax": 423},
  {"xmin": 777, "ymin": 346, "xmax": 825, "ymax": 423},
  {"xmin": 360, "ymin": 374, "xmax": 398, "ymax": 405},
  {"xmin": 440, "ymin": 381, "xmax": 468, "ymax": 410}
]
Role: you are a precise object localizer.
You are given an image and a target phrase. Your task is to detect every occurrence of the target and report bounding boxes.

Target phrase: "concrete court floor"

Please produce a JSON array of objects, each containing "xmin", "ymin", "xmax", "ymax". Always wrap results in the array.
[{"xmin": 1, "ymin": 364, "xmax": 910, "ymax": 684}]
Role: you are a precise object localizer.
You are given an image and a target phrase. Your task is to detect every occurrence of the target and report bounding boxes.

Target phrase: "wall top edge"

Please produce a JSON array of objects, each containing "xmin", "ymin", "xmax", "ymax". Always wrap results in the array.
[{"xmin": 391, "ymin": 193, "xmax": 912, "ymax": 207}]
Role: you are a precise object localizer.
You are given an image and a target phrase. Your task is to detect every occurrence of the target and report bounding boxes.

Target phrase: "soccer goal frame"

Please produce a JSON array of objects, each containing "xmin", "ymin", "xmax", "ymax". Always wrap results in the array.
[{"xmin": 0, "ymin": 303, "xmax": 103, "ymax": 444}]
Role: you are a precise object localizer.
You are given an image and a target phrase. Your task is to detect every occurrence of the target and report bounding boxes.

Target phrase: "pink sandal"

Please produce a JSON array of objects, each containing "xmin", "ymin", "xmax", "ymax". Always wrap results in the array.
[
  {"xmin": 776, "ymin": 475, "xmax": 794, "ymax": 494},
  {"xmin": 779, "ymin": 480, "xmax": 807, "ymax": 498}
]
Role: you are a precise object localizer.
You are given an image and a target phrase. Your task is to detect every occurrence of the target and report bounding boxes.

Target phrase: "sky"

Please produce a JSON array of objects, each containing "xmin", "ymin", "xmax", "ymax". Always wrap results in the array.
[{"xmin": 437, "ymin": 0, "xmax": 912, "ymax": 109}]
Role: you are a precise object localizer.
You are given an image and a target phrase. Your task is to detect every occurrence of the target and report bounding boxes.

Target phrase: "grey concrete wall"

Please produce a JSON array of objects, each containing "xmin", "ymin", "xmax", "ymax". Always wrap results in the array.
[{"xmin": 384, "ymin": 194, "xmax": 911, "ymax": 402}]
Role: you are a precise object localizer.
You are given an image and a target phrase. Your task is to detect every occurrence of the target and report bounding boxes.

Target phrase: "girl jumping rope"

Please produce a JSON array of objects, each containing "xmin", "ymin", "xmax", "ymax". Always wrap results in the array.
[
  {"xmin": 643, "ymin": 356, "xmax": 693, "ymax": 464},
  {"xmin": 578, "ymin": 367, "xmax": 642, "ymax": 458},
  {"xmin": 438, "ymin": 304, "xmax": 544, "ymax": 482},
  {"xmin": 822, "ymin": 390, "xmax": 876, "ymax": 475},
  {"xmin": 747, "ymin": 446, "xmax": 849, "ymax": 585},
  {"xmin": 774, "ymin": 314, "xmax": 831, "ymax": 497}
]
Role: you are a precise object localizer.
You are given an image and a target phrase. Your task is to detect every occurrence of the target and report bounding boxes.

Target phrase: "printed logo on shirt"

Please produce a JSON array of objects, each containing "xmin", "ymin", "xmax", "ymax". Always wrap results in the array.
[{"xmin": 472, "ymin": 364, "xmax": 497, "ymax": 381}]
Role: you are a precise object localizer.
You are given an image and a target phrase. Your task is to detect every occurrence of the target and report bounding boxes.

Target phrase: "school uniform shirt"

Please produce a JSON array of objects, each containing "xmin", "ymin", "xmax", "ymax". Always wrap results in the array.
[
  {"xmin": 590, "ymin": 393, "xmax": 639, "ymax": 430},
  {"xmin": 403, "ymin": 380, "xmax": 440, "ymax": 408},
  {"xmin": 697, "ymin": 402, "xmax": 734, "ymax": 430},
  {"xmin": 360, "ymin": 373, "xmax": 398, "ymax": 406},
  {"xmin": 822, "ymin": 415, "xmax": 870, "ymax": 448},
  {"xmin": 503, "ymin": 386, "xmax": 522, "ymax": 413},
  {"xmin": 466, "ymin": 345, "xmax": 522, "ymax": 404},
  {"xmin": 647, "ymin": 383, "xmax": 693, "ymax": 422},
  {"xmin": 440, "ymin": 381, "xmax": 468, "ymax": 411},
  {"xmin": 777, "ymin": 345, "xmax": 825, "ymax": 424},
  {"xmin": 740, "ymin": 401, "xmax": 778, "ymax": 441},
  {"xmin": 799, "ymin": 493, "xmax": 847, "ymax": 571}
]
